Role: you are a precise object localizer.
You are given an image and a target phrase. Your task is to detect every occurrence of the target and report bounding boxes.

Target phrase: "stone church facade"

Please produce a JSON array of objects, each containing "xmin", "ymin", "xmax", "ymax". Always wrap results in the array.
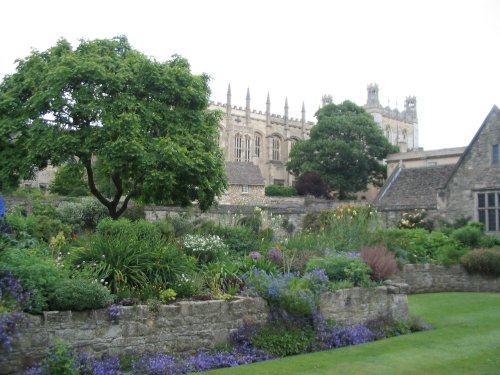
[
  {"xmin": 210, "ymin": 85, "xmax": 315, "ymax": 187},
  {"xmin": 212, "ymin": 84, "xmax": 418, "ymax": 189}
]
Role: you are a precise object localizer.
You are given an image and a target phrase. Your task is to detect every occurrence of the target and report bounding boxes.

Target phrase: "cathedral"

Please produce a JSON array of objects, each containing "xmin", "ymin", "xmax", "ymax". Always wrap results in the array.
[{"xmin": 212, "ymin": 84, "xmax": 418, "ymax": 188}]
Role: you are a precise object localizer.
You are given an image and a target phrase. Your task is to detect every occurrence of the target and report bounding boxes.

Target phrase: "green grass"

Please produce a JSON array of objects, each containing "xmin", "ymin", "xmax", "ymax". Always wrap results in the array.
[{"xmin": 206, "ymin": 293, "xmax": 500, "ymax": 375}]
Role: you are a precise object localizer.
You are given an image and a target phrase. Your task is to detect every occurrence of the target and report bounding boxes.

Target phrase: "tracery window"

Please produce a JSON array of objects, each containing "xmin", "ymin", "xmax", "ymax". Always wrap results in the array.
[
  {"xmin": 272, "ymin": 136, "xmax": 281, "ymax": 161},
  {"xmin": 477, "ymin": 191, "xmax": 500, "ymax": 232},
  {"xmin": 244, "ymin": 135, "xmax": 251, "ymax": 162},
  {"xmin": 234, "ymin": 134, "xmax": 242, "ymax": 162},
  {"xmin": 255, "ymin": 134, "xmax": 262, "ymax": 159}
]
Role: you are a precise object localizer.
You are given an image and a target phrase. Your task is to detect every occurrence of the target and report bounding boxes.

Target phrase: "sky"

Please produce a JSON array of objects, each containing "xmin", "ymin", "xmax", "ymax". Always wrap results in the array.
[{"xmin": 1, "ymin": 0, "xmax": 499, "ymax": 150}]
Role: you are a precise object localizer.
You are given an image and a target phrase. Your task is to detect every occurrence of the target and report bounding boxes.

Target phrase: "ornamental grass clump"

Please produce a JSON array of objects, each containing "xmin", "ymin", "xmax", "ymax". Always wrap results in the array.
[{"xmin": 461, "ymin": 248, "xmax": 500, "ymax": 276}]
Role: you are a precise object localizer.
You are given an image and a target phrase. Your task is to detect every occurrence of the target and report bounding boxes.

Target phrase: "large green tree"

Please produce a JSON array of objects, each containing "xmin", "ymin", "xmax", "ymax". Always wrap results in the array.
[
  {"xmin": 0, "ymin": 36, "xmax": 227, "ymax": 218},
  {"xmin": 287, "ymin": 101, "xmax": 397, "ymax": 198}
]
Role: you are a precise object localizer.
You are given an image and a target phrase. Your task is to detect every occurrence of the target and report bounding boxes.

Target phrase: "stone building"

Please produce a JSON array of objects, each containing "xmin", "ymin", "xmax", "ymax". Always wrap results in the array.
[
  {"xmin": 375, "ymin": 105, "xmax": 500, "ymax": 233},
  {"xmin": 210, "ymin": 85, "xmax": 315, "ymax": 187},
  {"xmin": 218, "ymin": 161, "xmax": 265, "ymax": 205},
  {"xmin": 364, "ymin": 84, "xmax": 418, "ymax": 153}
]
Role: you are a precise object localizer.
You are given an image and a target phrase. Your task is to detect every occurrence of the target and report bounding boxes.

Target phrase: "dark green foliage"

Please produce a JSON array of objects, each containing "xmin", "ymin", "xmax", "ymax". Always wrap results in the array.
[
  {"xmin": 50, "ymin": 163, "xmax": 89, "ymax": 196},
  {"xmin": 461, "ymin": 248, "xmax": 500, "ymax": 276},
  {"xmin": 49, "ymin": 278, "xmax": 113, "ymax": 311},
  {"xmin": 5, "ymin": 213, "xmax": 71, "ymax": 242},
  {"xmin": 0, "ymin": 36, "xmax": 227, "ymax": 219},
  {"xmin": 479, "ymin": 234, "xmax": 500, "ymax": 248},
  {"xmin": 306, "ymin": 255, "xmax": 371, "ymax": 286},
  {"xmin": 295, "ymin": 171, "xmax": 329, "ymax": 198},
  {"xmin": 368, "ymin": 228, "xmax": 462, "ymax": 264},
  {"xmin": 210, "ymin": 225, "xmax": 259, "ymax": 254},
  {"xmin": 253, "ymin": 324, "xmax": 314, "ymax": 357},
  {"xmin": 265, "ymin": 185, "xmax": 298, "ymax": 197},
  {"xmin": 288, "ymin": 101, "xmax": 397, "ymax": 198},
  {"xmin": 71, "ymin": 218, "xmax": 195, "ymax": 294},
  {"xmin": 0, "ymin": 248, "xmax": 67, "ymax": 313},
  {"xmin": 32, "ymin": 202, "xmax": 58, "ymax": 219},
  {"xmin": 451, "ymin": 224, "xmax": 483, "ymax": 248}
]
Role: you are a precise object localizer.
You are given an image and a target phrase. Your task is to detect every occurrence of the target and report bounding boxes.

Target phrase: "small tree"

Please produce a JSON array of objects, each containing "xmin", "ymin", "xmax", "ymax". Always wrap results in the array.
[
  {"xmin": 50, "ymin": 162, "xmax": 89, "ymax": 196},
  {"xmin": 0, "ymin": 36, "xmax": 227, "ymax": 218},
  {"xmin": 295, "ymin": 171, "xmax": 329, "ymax": 198},
  {"xmin": 288, "ymin": 101, "xmax": 397, "ymax": 199}
]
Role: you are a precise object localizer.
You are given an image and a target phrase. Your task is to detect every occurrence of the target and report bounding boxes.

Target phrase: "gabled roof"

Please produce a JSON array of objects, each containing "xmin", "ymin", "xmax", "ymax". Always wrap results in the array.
[
  {"xmin": 374, "ymin": 165, "xmax": 456, "ymax": 210},
  {"xmin": 225, "ymin": 162, "xmax": 265, "ymax": 186},
  {"xmin": 441, "ymin": 105, "xmax": 500, "ymax": 189}
]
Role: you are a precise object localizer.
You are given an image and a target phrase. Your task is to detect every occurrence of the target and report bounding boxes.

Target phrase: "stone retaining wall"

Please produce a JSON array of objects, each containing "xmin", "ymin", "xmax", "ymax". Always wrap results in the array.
[
  {"xmin": 0, "ymin": 285, "xmax": 407, "ymax": 374},
  {"xmin": 392, "ymin": 264, "xmax": 500, "ymax": 293}
]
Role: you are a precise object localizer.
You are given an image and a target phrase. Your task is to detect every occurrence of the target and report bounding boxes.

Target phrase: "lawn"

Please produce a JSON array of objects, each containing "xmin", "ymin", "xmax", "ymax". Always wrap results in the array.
[{"xmin": 206, "ymin": 293, "xmax": 500, "ymax": 375}]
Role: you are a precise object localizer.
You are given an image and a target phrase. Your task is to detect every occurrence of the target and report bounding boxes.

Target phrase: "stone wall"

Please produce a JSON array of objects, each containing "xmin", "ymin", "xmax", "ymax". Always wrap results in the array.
[
  {"xmin": 392, "ymin": 264, "xmax": 500, "ymax": 293},
  {"xmin": 0, "ymin": 285, "xmax": 407, "ymax": 375}
]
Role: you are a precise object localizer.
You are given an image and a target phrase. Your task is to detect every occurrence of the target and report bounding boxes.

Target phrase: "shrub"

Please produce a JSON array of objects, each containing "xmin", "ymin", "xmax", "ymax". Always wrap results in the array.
[
  {"xmin": 182, "ymin": 234, "xmax": 229, "ymax": 263},
  {"xmin": 306, "ymin": 254, "xmax": 371, "ymax": 286},
  {"xmin": 56, "ymin": 197, "xmax": 107, "ymax": 233},
  {"xmin": 210, "ymin": 225, "xmax": 259, "ymax": 254},
  {"xmin": 295, "ymin": 171, "xmax": 329, "ymax": 198},
  {"xmin": 49, "ymin": 162, "xmax": 89, "ymax": 197},
  {"xmin": 237, "ymin": 207, "xmax": 263, "ymax": 233},
  {"xmin": 264, "ymin": 185, "xmax": 298, "ymax": 197},
  {"xmin": 253, "ymin": 324, "xmax": 314, "ymax": 356},
  {"xmin": 451, "ymin": 224, "xmax": 483, "ymax": 248},
  {"xmin": 48, "ymin": 278, "xmax": 113, "ymax": 311},
  {"xmin": 398, "ymin": 209, "xmax": 432, "ymax": 230},
  {"xmin": 71, "ymin": 219, "xmax": 195, "ymax": 295},
  {"xmin": 0, "ymin": 248, "xmax": 67, "ymax": 313},
  {"xmin": 32, "ymin": 202, "xmax": 58, "ymax": 219},
  {"xmin": 122, "ymin": 205, "xmax": 146, "ymax": 221},
  {"xmin": 460, "ymin": 248, "xmax": 500, "ymax": 276},
  {"xmin": 360, "ymin": 245, "xmax": 397, "ymax": 281}
]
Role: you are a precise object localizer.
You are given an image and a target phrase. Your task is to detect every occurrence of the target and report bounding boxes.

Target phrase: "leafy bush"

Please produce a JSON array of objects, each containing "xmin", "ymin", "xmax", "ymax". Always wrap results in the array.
[
  {"xmin": 32, "ymin": 202, "xmax": 58, "ymax": 219},
  {"xmin": 360, "ymin": 245, "xmax": 397, "ymax": 281},
  {"xmin": 237, "ymin": 207, "xmax": 263, "ymax": 233},
  {"xmin": 5, "ymin": 213, "xmax": 71, "ymax": 243},
  {"xmin": 56, "ymin": 197, "xmax": 108, "ymax": 233},
  {"xmin": 0, "ymin": 248, "xmax": 67, "ymax": 313},
  {"xmin": 182, "ymin": 234, "xmax": 229, "ymax": 263},
  {"xmin": 209, "ymin": 225, "xmax": 259, "ymax": 254},
  {"xmin": 368, "ymin": 228, "xmax": 462, "ymax": 264},
  {"xmin": 460, "ymin": 248, "xmax": 500, "ymax": 276},
  {"xmin": 264, "ymin": 185, "xmax": 298, "ymax": 197},
  {"xmin": 451, "ymin": 224, "xmax": 483, "ymax": 248},
  {"xmin": 306, "ymin": 254, "xmax": 371, "ymax": 286},
  {"xmin": 48, "ymin": 278, "xmax": 113, "ymax": 311},
  {"xmin": 295, "ymin": 171, "xmax": 329, "ymax": 198},
  {"xmin": 122, "ymin": 204, "xmax": 146, "ymax": 221},
  {"xmin": 49, "ymin": 162, "xmax": 89, "ymax": 197},
  {"xmin": 253, "ymin": 324, "xmax": 314, "ymax": 357}
]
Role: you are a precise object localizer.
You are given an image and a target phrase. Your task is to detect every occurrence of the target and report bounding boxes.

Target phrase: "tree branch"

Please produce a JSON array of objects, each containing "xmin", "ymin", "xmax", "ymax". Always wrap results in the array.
[{"xmin": 84, "ymin": 158, "xmax": 111, "ymax": 209}]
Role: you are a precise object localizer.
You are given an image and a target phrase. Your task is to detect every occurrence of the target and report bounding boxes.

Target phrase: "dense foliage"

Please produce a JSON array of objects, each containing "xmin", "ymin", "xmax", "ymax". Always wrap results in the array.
[
  {"xmin": 287, "ymin": 101, "xmax": 397, "ymax": 198},
  {"xmin": 264, "ymin": 185, "xmax": 298, "ymax": 197},
  {"xmin": 0, "ymin": 36, "xmax": 227, "ymax": 218}
]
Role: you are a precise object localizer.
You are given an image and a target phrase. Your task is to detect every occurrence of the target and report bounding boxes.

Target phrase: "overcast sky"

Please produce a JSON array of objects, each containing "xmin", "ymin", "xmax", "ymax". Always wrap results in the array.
[{"xmin": 1, "ymin": 0, "xmax": 499, "ymax": 150}]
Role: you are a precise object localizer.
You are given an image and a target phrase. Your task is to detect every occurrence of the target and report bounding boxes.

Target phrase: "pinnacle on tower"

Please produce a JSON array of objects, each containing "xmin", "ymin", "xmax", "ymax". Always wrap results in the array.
[
  {"xmin": 366, "ymin": 83, "xmax": 380, "ymax": 107},
  {"xmin": 301, "ymin": 101, "xmax": 306, "ymax": 123}
]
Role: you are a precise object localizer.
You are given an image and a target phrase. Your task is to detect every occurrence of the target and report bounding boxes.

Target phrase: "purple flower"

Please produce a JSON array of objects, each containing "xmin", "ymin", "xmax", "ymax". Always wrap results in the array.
[
  {"xmin": 249, "ymin": 251, "xmax": 262, "ymax": 261},
  {"xmin": 267, "ymin": 248, "xmax": 283, "ymax": 264}
]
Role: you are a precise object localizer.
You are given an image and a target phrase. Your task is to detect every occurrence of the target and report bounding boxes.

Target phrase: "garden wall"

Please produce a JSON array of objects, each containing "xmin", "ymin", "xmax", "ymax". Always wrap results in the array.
[
  {"xmin": 0, "ymin": 285, "xmax": 408, "ymax": 375},
  {"xmin": 392, "ymin": 264, "xmax": 500, "ymax": 293}
]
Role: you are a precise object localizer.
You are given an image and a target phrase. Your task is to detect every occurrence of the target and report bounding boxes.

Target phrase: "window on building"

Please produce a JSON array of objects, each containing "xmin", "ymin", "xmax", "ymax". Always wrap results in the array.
[
  {"xmin": 477, "ymin": 191, "xmax": 500, "ymax": 232},
  {"xmin": 492, "ymin": 144, "xmax": 499, "ymax": 164},
  {"xmin": 234, "ymin": 134, "xmax": 242, "ymax": 162},
  {"xmin": 242, "ymin": 185, "xmax": 249, "ymax": 194},
  {"xmin": 255, "ymin": 134, "xmax": 261, "ymax": 159},
  {"xmin": 244, "ymin": 135, "xmax": 251, "ymax": 163},
  {"xmin": 273, "ymin": 179, "xmax": 285, "ymax": 186},
  {"xmin": 272, "ymin": 136, "xmax": 280, "ymax": 161}
]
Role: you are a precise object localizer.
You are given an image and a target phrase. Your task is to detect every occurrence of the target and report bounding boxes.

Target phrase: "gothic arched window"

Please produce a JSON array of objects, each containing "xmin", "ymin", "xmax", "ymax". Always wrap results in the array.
[
  {"xmin": 244, "ymin": 135, "xmax": 251, "ymax": 162},
  {"xmin": 234, "ymin": 134, "xmax": 242, "ymax": 162},
  {"xmin": 385, "ymin": 126, "xmax": 392, "ymax": 143},
  {"xmin": 254, "ymin": 134, "xmax": 262, "ymax": 159},
  {"xmin": 272, "ymin": 136, "xmax": 281, "ymax": 161}
]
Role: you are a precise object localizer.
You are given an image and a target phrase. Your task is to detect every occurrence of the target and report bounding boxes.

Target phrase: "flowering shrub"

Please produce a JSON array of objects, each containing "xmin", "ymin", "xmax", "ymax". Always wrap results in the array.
[
  {"xmin": 245, "ymin": 269, "xmax": 329, "ymax": 316},
  {"xmin": 398, "ymin": 209, "xmax": 431, "ymax": 230},
  {"xmin": 182, "ymin": 234, "xmax": 229, "ymax": 263},
  {"xmin": 313, "ymin": 318, "xmax": 375, "ymax": 351}
]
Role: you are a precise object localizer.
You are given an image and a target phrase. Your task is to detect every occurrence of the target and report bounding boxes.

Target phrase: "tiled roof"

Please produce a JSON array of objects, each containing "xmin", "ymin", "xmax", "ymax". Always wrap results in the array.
[
  {"xmin": 374, "ymin": 165, "xmax": 456, "ymax": 210},
  {"xmin": 225, "ymin": 162, "xmax": 265, "ymax": 186}
]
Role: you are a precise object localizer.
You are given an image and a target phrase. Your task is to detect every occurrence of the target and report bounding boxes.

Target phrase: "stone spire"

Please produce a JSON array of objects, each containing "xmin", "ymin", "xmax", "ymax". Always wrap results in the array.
[
  {"xmin": 266, "ymin": 92, "xmax": 271, "ymax": 128},
  {"xmin": 245, "ymin": 87, "xmax": 251, "ymax": 126},
  {"xmin": 226, "ymin": 83, "xmax": 232, "ymax": 117},
  {"xmin": 301, "ymin": 101, "xmax": 306, "ymax": 138},
  {"xmin": 284, "ymin": 97, "xmax": 289, "ymax": 128}
]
